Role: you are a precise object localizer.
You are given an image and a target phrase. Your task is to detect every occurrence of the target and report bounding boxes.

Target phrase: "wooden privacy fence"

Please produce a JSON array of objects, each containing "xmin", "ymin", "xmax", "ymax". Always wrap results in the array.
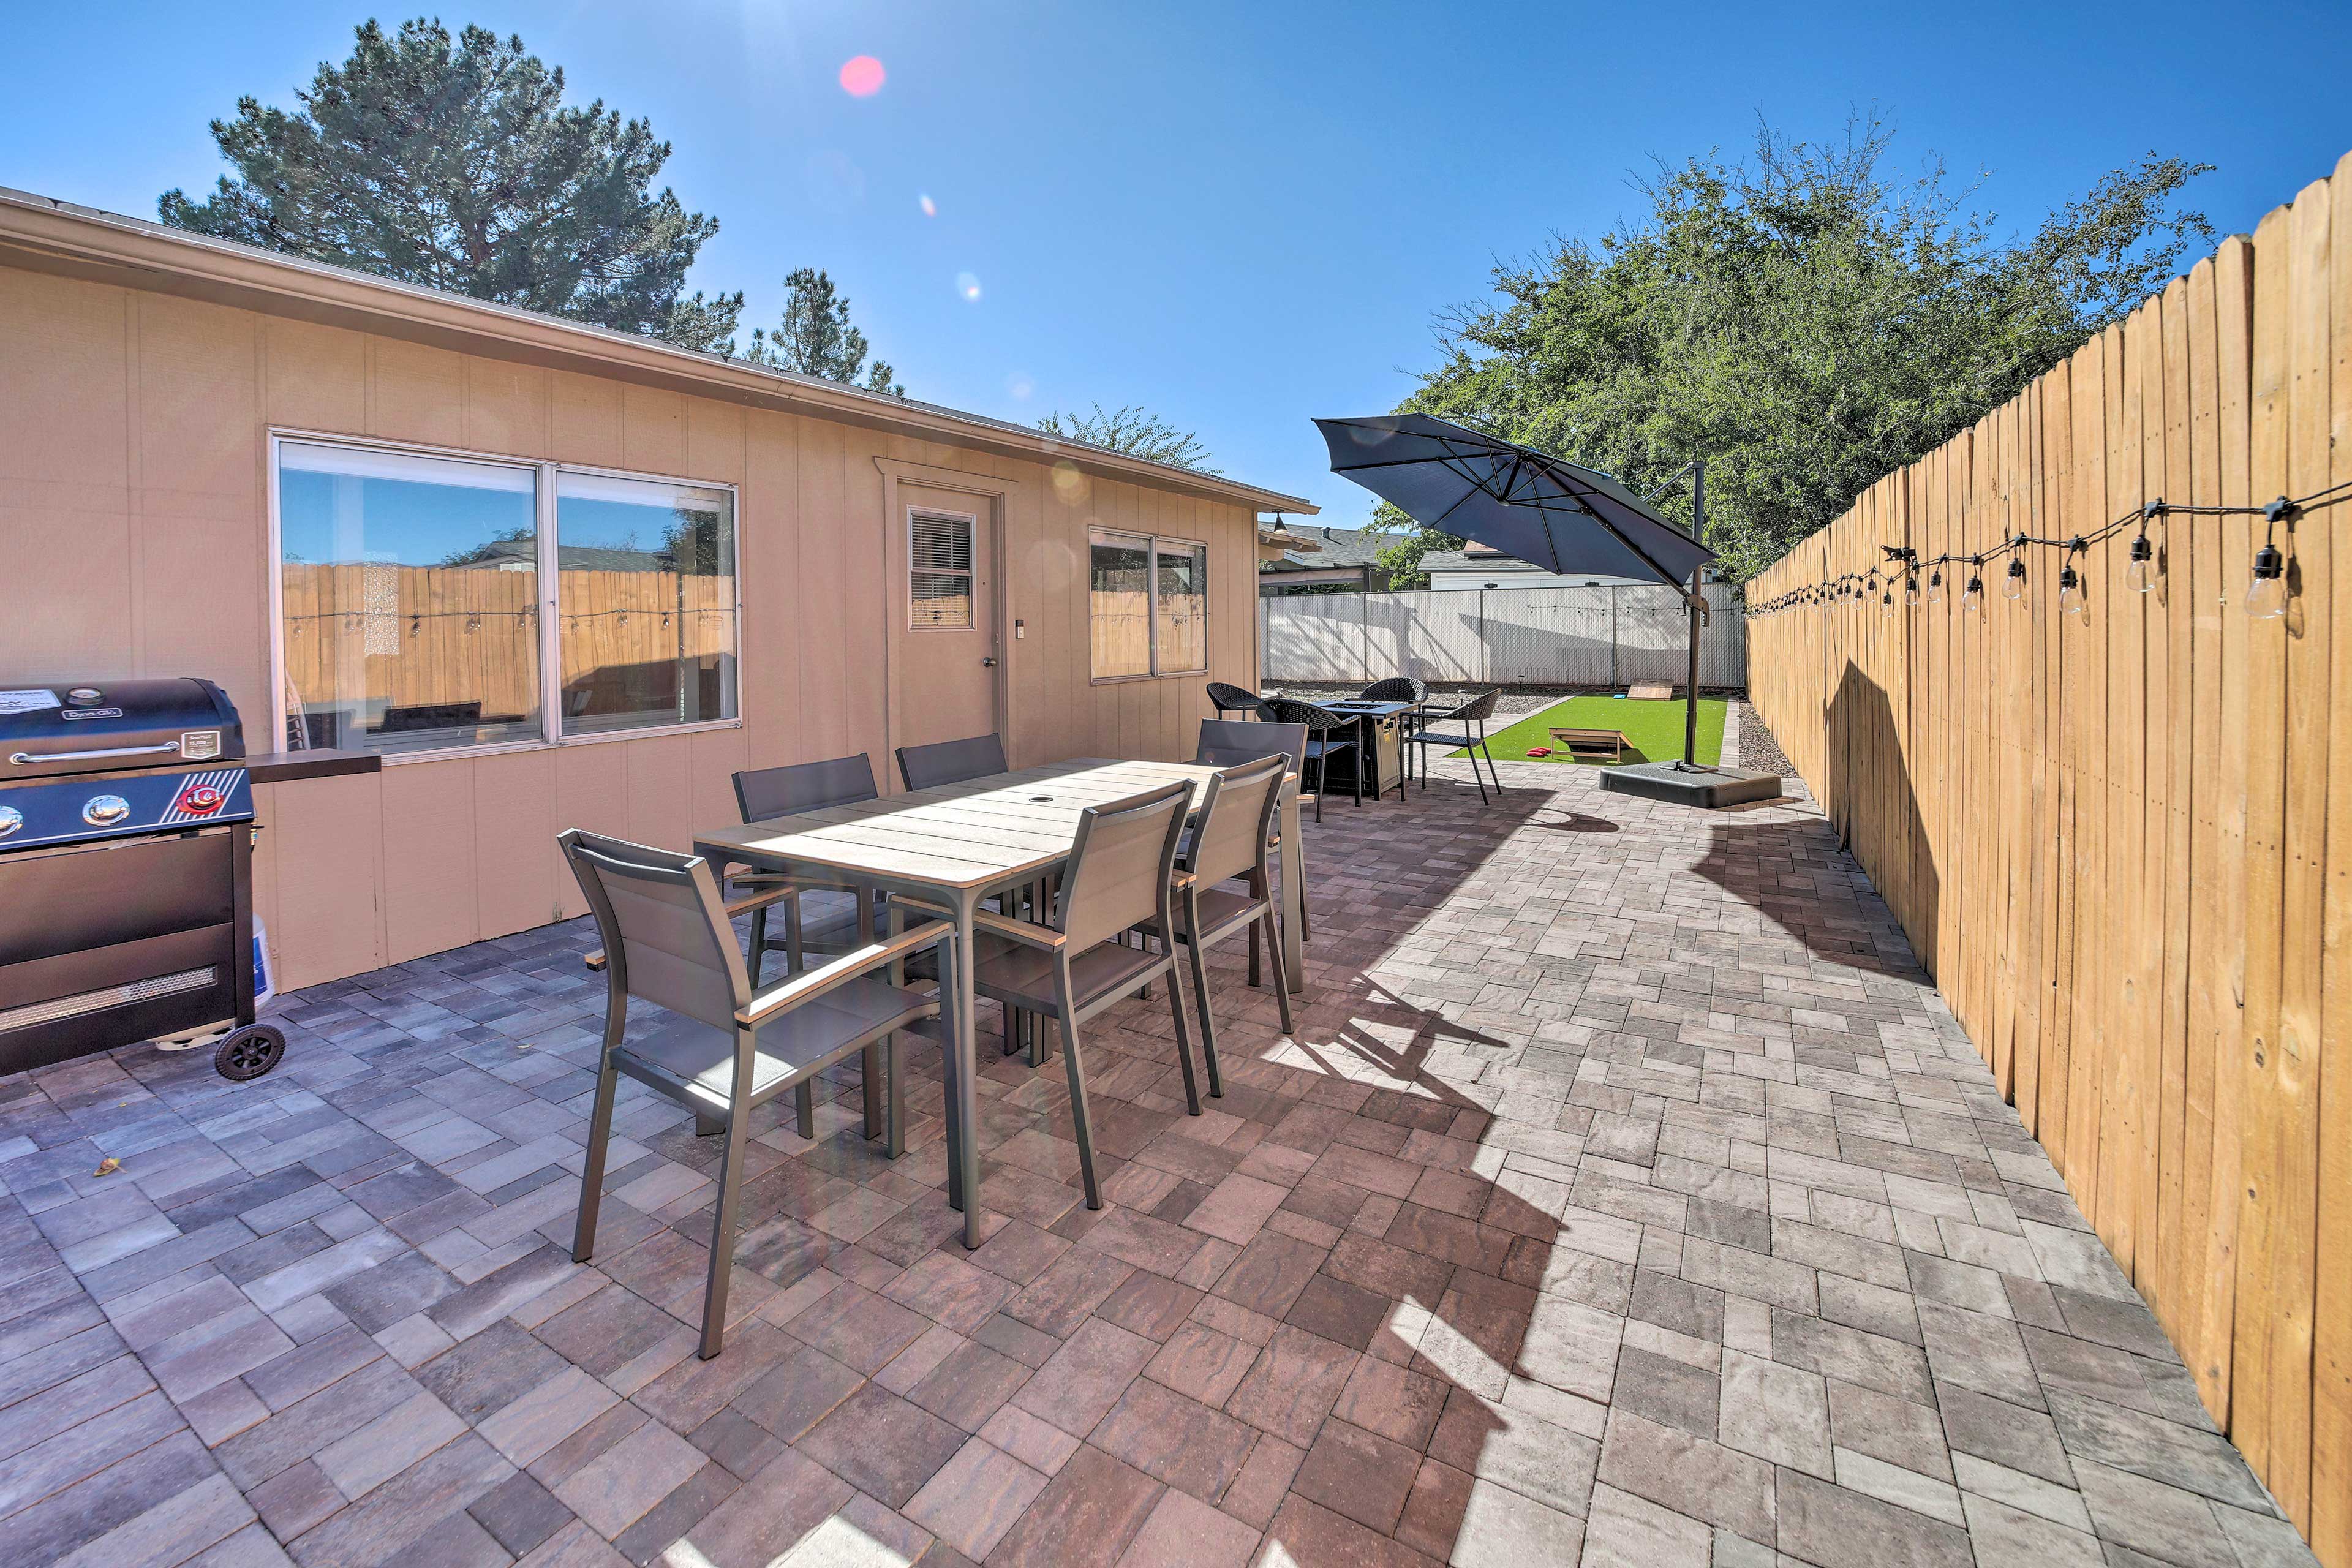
[{"xmin": 1746, "ymin": 151, "xmax": 2351, "ymax": 1561}]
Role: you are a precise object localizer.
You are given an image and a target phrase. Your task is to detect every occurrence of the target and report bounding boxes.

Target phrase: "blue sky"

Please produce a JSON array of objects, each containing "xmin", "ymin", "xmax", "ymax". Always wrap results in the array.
[{"xmin": 5, "ymin": 1, "xmax": 2349, "ymax": 526}]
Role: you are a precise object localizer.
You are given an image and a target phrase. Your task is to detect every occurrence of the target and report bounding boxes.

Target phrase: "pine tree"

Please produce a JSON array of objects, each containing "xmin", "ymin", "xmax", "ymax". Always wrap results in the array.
[
  {"xmin": 160, "ymin": 19, "xmax": 742, "ymax": 352},
  {"xmin": 744, "ymin": 268, "xmax": 903, "ymax": 396}
]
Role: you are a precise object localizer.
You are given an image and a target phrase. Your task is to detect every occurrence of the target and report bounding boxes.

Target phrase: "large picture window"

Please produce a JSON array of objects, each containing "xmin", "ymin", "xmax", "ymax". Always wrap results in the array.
[
  {"xmin": 1089, "ymin": 529, "xmax": 1207, "ymax": 679},
  {"xmin": 275, "ymin": 437, "xmax": 738, "ymax": 756}
]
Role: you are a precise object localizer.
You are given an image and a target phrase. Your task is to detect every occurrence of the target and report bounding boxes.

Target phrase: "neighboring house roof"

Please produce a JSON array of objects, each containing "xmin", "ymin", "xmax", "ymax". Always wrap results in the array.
[
  {"xmin": 1422, "ymin": 548, "xmax": 1714, "ymax": 587},
  {"xmin": 0, "ymin": 185, "xmax": 1316, "ymax": 518},
  {"xmin": 1418, "ymin": 550, "xmax": 1558, "ymax": 577},
  {"xmin": 1259, "ymin": 525, "xmax": 1388, "ymax": 576},
  {"xmin": 448, "ymin": 538, "xmax": 679, "ymax": 572}
]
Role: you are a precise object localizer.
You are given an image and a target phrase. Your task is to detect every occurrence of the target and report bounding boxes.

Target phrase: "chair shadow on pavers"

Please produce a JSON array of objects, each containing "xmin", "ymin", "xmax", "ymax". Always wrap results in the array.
[{"xmin": 0, "ymin": 747, "xmax": 2305, "ymax": 1567}]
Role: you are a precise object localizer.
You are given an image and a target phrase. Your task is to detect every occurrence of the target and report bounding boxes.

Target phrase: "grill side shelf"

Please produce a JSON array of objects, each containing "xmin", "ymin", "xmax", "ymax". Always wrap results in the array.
[{"xmin": 243, "ymin": 751, "xmax": 381, "ymax": 785}]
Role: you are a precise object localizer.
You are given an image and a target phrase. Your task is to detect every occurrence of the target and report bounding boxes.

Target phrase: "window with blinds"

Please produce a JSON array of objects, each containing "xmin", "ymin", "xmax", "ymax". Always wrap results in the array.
[{"xmin": 908, "ymin": 510, "xmax": 974, "ymax": 629}]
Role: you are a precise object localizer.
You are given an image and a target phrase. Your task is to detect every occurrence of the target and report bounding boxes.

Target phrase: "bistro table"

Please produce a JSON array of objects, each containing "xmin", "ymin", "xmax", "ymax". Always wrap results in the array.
[
  {"xmin": 1317, "ymin": 698, "xmax": 1419, "ymax": 799},
  {"xmin": 692, "ymin": 757, "xmax": 1306, "ymax": 1248}
]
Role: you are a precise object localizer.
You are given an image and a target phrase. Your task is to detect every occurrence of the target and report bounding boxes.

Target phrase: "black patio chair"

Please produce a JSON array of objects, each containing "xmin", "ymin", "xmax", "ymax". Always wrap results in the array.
[
  {"xmin": 896, "ymin": 733, "xmax": 1009, "ymax": 791},
  {"xmin": 1206, "ymin": 681, "xmax": 1278, "ymax": 723},
  {"xmin": 1266, "ymin": 699, "xmax": 1361, "ymax": 821},
  {"xmin": 1404, "ymin": 689, "xmax": 1506, "ymax": 805}
]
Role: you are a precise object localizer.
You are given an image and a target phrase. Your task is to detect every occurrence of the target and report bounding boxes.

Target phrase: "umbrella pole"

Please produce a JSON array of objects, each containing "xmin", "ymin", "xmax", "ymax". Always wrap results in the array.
[
  {"xmin": 1681, "ymin": 456, "xmax": 1705, "ymax": 770},
  {"xmin": 1683, "ymin": 570, "xmax": 1703, "ymax": 768}
]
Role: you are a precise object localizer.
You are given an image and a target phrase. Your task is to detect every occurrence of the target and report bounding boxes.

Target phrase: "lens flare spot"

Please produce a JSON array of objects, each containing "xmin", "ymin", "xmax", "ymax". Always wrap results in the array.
[
  {"xmin": 1051, "ymin": 461, "xmax": 1089, "ymax": 503},
  {"xmin": 956, "ymin": 271, "xmax": 982, "ymax": 302},
  {"xmin": 838, "ymin": 55, "xmax": 885, "ymax": 97},
  {"xmin": 1005, "ymin": 371, "xmax": 1034, "ymax": 400},
  {"xmin": 919, "ymin": 193, "xmax": 937, "ymax": 217}
]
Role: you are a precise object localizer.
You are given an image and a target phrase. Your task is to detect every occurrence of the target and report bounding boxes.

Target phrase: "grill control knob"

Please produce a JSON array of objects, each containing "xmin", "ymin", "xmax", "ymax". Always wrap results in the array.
[
  {"xmin": 83, "ymin": 794, "xmax": 130, "ymax": 827},
  {"xmin": 0, "ymin": 807, "xmax": 19, "ymax": 838}
]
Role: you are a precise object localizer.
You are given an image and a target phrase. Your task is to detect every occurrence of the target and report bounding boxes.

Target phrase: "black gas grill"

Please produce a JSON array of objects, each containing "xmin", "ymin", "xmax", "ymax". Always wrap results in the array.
[{"xmin": 0, "ymin": 678, "xmax": 284, "ymax": 1082}]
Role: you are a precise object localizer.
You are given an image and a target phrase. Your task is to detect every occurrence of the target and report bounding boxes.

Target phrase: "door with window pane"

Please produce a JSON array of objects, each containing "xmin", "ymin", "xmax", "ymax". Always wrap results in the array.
[{"xmin": 894, "ymin": 491, "xmax": 999, "ymax": 758}]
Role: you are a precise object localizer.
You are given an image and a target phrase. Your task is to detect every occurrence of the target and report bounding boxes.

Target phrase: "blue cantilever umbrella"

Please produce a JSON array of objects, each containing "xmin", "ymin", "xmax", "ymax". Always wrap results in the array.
[
  {"xmin": 1314, "ymin": 412, "xmax": 1727, "ymax": 776},
  {"xmin": 1314, "ymin": 412, "xmax": 1714, "ymax": 592}
]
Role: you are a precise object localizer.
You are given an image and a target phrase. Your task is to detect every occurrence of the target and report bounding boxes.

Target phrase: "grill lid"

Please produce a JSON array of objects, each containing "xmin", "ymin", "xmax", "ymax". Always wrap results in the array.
[{"xmin": 1, "ymin": 679, "xmax": 244, "ymax": 782}]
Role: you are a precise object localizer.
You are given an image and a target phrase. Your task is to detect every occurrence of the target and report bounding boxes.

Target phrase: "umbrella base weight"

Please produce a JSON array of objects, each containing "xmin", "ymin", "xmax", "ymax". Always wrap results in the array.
[{"xmin": 1599, "ymin": 761, "xmax": 1782, "ymax": 809}]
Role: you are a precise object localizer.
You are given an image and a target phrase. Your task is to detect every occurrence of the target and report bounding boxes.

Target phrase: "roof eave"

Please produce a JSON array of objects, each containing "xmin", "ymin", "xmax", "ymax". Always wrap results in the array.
[{"xmin": 0, "ymin": 186, "xmax": 1317, "ymax": 516}]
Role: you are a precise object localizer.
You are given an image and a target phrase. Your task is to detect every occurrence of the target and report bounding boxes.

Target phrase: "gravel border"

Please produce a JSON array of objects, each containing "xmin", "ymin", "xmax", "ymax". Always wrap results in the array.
[{"xmin": 1735, "ymin": 696, "xmax": 1795, "ymax": 774}]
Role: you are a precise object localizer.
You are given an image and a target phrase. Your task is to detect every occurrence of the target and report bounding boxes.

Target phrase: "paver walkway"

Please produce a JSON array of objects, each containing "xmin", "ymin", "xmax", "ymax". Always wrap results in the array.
[{"xmin": 0, "ymin": 756, "xmax": 2315, "ymax": 1567}]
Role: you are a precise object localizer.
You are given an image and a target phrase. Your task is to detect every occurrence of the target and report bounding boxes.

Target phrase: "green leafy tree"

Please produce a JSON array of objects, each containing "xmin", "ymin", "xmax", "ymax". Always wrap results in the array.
[
  {"xmin": 744, "ymin": 268, "xmax": 902, "ymax": 396},
  {"xmin": 1036, "ymin": 404, "xmax": 1219, "ymax": 472},
  {"xmin": 1392, "ymin": 113, "xmax": 2212, "ymax": 582},
  {"xmin": 159, "ymin": 19, "xmax": 742, "ymax": 352},
  {"xmin": 1368, "ymin": 502, "xmax": 1460, "ymax": 590}
]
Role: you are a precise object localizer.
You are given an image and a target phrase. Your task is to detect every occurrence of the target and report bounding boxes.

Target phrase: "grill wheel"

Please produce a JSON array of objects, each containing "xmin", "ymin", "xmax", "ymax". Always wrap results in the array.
[{"xmin": 214, "ymin": 1023, "xmax": 285, "ymax": 1081}]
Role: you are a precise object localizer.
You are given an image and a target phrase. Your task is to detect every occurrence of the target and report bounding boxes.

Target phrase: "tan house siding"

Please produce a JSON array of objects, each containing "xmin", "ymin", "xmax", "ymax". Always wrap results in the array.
[{"xmin": 0, "ymin": 258, "xmax": 1275, "ymax": 990}]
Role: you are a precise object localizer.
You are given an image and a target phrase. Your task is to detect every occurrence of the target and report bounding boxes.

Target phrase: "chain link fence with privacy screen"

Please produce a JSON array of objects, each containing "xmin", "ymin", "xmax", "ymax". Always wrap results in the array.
[{"xmin": 1262, "ymin": 585, "xmax": 1747, "ymax": 688}]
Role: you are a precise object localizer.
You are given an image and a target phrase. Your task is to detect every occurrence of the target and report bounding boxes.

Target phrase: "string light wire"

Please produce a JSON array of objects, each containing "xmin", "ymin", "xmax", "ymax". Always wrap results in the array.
[{"xmin": 1741, "ymin": 475, "xmax": 2352, "ymax": 617}]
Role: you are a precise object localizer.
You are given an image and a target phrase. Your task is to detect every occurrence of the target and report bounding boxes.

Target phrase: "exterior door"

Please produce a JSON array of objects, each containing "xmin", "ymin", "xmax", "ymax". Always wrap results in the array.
[{"xmin": 893, "ymin": 488, "xmax": 1001, "ymax": 757}]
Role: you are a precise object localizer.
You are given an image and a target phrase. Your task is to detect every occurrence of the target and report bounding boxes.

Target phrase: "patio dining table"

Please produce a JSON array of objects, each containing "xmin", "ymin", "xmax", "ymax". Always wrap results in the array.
[{"xmin": 692, "ymin": 757, "xmax": 1305, "ymax": 1248}]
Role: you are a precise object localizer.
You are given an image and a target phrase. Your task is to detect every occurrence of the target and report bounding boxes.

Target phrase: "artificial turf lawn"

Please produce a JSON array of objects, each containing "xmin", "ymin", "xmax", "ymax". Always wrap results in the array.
[{"xmin": 1455, "ymin": 695, "xmax": 1727, "ymax": 767}]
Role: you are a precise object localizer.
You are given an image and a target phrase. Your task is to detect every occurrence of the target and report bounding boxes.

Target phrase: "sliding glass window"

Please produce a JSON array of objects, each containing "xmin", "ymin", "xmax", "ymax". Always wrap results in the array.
[
  {"xmin": 274, "ymin": 439, "xmax": 738, "ymax": 756},
  {"xmin": 277, "ymin": 442, "xmax": 545, "ymax": 755},
  {"xmin": 555, "ymin": 472, "xmax": 739, "ymax": 736},
  {"xmin": 1088, "ymin": 527, "xmax": 1208, "ymax": 678}
]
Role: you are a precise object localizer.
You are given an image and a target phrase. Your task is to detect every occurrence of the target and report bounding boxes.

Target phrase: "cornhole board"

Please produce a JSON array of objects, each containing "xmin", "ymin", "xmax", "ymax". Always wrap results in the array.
[
  {"xmin": 1626, "ymin": 681, "xmax": 1675, "ymax": 701},
  {"xmin": 1549, "ymin": 726, "xmax": 1630, "ymax": 762}
]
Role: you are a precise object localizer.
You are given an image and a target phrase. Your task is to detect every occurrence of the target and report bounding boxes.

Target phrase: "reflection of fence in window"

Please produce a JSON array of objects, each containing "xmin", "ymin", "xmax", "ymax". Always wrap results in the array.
[
  {"xmin": 282, "ymin": 563, "xmax": 737, "ymax": 729},
  {"xmin": 1155, "ymin": 543, "xmax": 1207, "ymax": 673},
  {"xmin": 1088, "ymin": 590, "xmax": 1153, "ymax": 677},
  {"xmin": 1263, "ymin": 584, "xmax": 1746, "ymax": 687}
]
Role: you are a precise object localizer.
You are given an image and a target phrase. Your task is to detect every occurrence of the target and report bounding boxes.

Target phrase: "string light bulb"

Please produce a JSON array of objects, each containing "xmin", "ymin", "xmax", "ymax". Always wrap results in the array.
[
  {"xmin": 2126, "ymin": 501, "xmax": 2162, "ymax": 594},
  {"xmin": 1925, "ymin": 568, "xmax": 1943, "ymax": 605},
  {"xmin": 1904, "ymin": 573, "xmax": 1921, "ymax": 608},
  {"xmin": 2057, "ymin": 539, "xmax": 2089, "ymax": 619},
  {"xmin": 2246, "ymin": 543, "xmax": 2287, "ymax": 620},
  {"xmin": 1960, "ymin": 562, "xmax": 1985, "ymax": 612},
  {"xmin": 2002, "ymin": 557, "xmax": 2027, "ymax": 601}
]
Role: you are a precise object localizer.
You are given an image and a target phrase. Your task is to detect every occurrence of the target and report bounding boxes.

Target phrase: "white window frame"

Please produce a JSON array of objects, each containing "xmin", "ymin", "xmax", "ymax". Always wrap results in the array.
[
  {"xmin": 266, "ymin": 428, "xmax": 745, "ymax": 764},
  {"xmin": 1088, "ymin": 526, "xmax": 1210, "ymax": 681},
  {"xmin": 906, "ymin": 505, "xmax": 978, "ymax": 631}
]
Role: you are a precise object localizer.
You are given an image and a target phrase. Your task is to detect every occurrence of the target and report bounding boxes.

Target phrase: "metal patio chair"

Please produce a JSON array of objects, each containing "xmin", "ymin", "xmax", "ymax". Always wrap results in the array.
[
  {"xmin": 896, "ymin": 733, "xmax": 1009, "ymax": 791},
  {"xmin": 1405, "ymin": 688, "xmax": 1506, "ymax": 804},
  {"xmin": 1267, "ymin": 698, "xmax": 1362, "ymax": 821},
  {"xmin": 560, "ymin": 828, "xmax": 948, "ymax": 1359},
  {"xmin": 1206, "ymin": 681, "xmax": 1278, "ymax": 723},
  {"xmin": 892, "ymin": 731, "xmax": 1063, "ymax": 1055},
  {"xmin": 1196, "ymin": 718, "xmax": 1311, "ymax": 952},
  {"xmin": 960, "ymin": 780, "xmax": 1199, "ymax": 1209},
  {"xmin": 731, "ymin": 755, "xmax": 886, "ymax": 984},
  {"xmin": 1156, "ymin": 755, "xmax": 1294, "ymax": 1095}
]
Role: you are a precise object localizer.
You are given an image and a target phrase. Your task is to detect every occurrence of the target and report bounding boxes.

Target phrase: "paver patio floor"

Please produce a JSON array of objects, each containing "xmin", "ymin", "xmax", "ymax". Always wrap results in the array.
[{"xmin": 0, "ymin": 755, "xmax": 2316, "ymax": 1567}]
